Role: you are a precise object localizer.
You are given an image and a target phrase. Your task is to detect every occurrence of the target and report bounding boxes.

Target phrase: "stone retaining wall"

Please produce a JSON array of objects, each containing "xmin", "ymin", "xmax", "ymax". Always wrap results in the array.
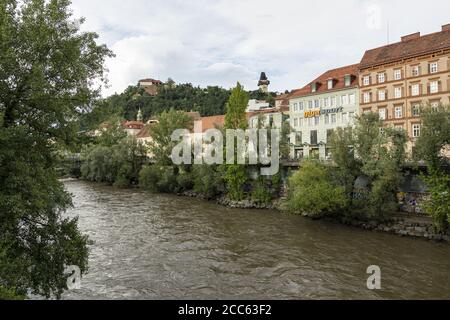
[{"xmin": 179, "ymin": 192, "xmax": 449, "ymax": 243}]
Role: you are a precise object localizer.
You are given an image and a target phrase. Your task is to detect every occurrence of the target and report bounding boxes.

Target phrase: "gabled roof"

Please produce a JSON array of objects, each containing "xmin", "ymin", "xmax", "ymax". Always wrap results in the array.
[
  {"xmin": 290, "ymin": 64, "xmax": 359, "ymax": 98},
  {"xmin": 360, "ymin": 28, "xmax": 450, "ymax": 69}
]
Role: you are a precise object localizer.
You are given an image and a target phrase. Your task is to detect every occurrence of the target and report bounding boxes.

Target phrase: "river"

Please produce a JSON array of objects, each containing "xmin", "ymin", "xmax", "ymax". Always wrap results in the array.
[{"xmin": 62, "ymin": 180, "xmax": 450, "ymax": 300}]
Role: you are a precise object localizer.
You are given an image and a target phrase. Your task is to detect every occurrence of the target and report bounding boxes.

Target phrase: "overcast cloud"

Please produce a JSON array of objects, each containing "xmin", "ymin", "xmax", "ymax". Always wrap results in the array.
[{"xmin": 71, "ymin": 0, "xmax": 450, "ymax": 96}]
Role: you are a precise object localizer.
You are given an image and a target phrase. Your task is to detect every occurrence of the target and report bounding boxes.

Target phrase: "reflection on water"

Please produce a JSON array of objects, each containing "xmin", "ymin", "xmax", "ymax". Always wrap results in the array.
[{"xmin": 62, "ymin": 180, "xmax": 450, "ymax": 300}]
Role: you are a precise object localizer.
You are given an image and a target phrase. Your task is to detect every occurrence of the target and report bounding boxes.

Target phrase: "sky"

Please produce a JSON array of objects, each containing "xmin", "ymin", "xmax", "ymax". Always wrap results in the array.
[{"xmin": 71, "ymin": 0, "xmax": 450, "ymax": 96}]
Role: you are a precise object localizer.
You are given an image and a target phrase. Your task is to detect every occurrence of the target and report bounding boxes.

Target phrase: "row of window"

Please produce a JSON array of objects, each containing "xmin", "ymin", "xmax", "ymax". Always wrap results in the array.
[
  {"xmin": 292, "ymin": 112, "xmax": 356, "ymax": 128},
  {"xmin": 362, "ymin": 81, "xmax": 441, "ymax": 103},
  {"xmin": 292, "ymin": 94, "xmax": 356, "ymax": 112},
  {"xmin": 362, "ymin": 61, "xmax": 439, "ymax": 86},
  {"xmin": 294, "ymin": 123, "xmax": 421, "ymax": 147}
]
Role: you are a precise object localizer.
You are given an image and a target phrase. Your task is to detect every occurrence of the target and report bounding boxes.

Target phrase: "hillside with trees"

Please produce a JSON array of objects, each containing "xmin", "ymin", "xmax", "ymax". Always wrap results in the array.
[{"xmin": 79, "ymin": 82, "xmax": 277, "ymax": 131}]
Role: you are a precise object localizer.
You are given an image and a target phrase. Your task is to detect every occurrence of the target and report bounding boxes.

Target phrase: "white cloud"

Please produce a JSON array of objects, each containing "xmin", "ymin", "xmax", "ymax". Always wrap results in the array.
[{"xmin": 71, "ymin": 0, "xmax": 450, "ymax": 96}]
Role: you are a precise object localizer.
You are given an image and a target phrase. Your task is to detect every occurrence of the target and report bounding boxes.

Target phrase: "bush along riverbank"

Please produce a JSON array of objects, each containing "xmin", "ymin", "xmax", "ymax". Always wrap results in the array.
[{"xmin": 75, "ymin": 94, "xmax": 450, "ymax": 242}]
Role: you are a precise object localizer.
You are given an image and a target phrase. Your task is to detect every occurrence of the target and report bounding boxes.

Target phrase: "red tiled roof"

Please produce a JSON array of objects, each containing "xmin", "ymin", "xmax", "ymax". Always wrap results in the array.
[
  {"xmin": 360, "ymin": 28, "xmax": 450, "ymax": 69},
  {"xmin": 200, "ymin": 115, "xmax": 225, "ymax": 132},
  {"xmin": 122, "ymin": 121, "xmax": 144, "ymax": 130},
  {"xmin": 136, "ymin": 124, "xmax": 156, "ymax": 139},
  {"xmin": 290, "ymin": 64, "xmax": 359, "ymax": 98}
]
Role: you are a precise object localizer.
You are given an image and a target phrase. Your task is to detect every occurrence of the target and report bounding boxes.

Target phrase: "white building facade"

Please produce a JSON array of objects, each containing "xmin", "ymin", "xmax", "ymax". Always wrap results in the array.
[{"xmin": 289, "ymin": 64, "xmax": 360, "ymax": 160}]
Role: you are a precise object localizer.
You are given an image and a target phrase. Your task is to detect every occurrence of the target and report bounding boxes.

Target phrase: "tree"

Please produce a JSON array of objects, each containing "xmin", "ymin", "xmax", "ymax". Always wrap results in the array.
[
  {"xmin": 0, "ymin": 0, "xmax": 112, "ymax": 298},
  {"xmin": 329, "ymin": 127, "xmax": 360, "ymax": 198},
  {"xmin": 222, "ymin": 83, "xmax": 249, "ymax": 201},
  {"xmin": 81, "ymin": 136, "xmax": 147, "ymax": 187},
  {"xmin": 148, "ymin": 109, "xmax": 193, "ymax": 166},
  {"xmin": 329, "ymin": 114, "xmax": 407, "ymax": 218},
  {"xmin": 286, "ymin": 160, "xmax": 348, "ymax": 217},
  {"xmin": 415, "ymin": 104, "xmax": 450, "ymax": 233}
]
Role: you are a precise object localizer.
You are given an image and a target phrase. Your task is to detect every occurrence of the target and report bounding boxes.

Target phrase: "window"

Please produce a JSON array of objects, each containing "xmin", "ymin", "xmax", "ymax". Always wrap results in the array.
[
  {"xmin": 378, "ymin": 73, "xmax": 386, "ymax": 83},
  {"xmin": 299, "ymin": 102, "xmax": 304, "ymax": 111},
  {"xmin": 341, "ymin": 94, "xmax": 349, "ymax": 105},
  {"xmin": 429, "ymin": 62, "xmax": 438, "ymax": 74},
  {"xmin": 294, "ymin": 118, "xmax": 299, "ymax": 127},
  {"xmin": 349, "ymin": 93, "xmax": 356, "ymax": 105},
  {"xmin": 411, "ymin": 84, "xmax": 420, "ymax": 96},
  {"xmin": 331, "ymin": 114, "xmax": 337, "ymax": 124},
  {"xmin": 429, "ymin": 81, "xmax": 439, "ymax": 94},
  {"xmin": 394, "ymin": 69, "xmax": 402, "ymax": 80},
  {"xmin": 342, "ymin": 113, "xmax": 348, "ymax": 124},
  {"xmin": 395, "ymin": 124, "xmax": 404, "ymax": 131},
  {"xmin": 378, "ymin": 90, "xmax": 386, "ymax": 101},
  {"xmin": 326, "ymin": 129, "xmax": 334, "ymax": 142},
  {"xmin": 363, "ymin": 92, "xmax": 371, "ymax": 103},
  {"xmin": 299, "ymin": 118, "xmax": 304, "ymax": 127},
  {"xmin": 311, "ymin": 83, "xmax": 317, "ymax": 92},
  {"xmin": 308, "ymin": 101, "xmax": 313, "ymax": 109},
  {"xmin": 323, "ymin": 97, "xmax": 329, "ymax": 107},
  {"xmin": 293, "ymin": 103, "xmax": 298, "ymax": 112},
  {"xmin": 314, "ymin": 100, "xmax": 320, "ymax": 108},
  {"xmin": 330, "ymin": 97, "xmax": 336, "ymax": 107},
  {"xmin": 295, "ymin": 132, "xmax": 302, "ymax": 145},
  {"xmin": 394, "ymin": 87, "xmax": 402, "ymax": 99},
  {"xmin": 412, "ymin": 104, "xmax": 420, "ymax": 117},
  {"xmin": 380, "ymin": 128, "xmax": 385, "ymax": 136},
  {"xmin": 328, "ymin": 79, "xmax": 334, "ymax": 89},
  {"xmin": 310, "ymin": 130, "xmax": 318, "ymax": 145},
  {"xmin": 308, "ymin": 117, "xmax": 313, "ymax": 126},
  {"xmin": 395, "ymin": 106, "xmax": 403, "ymax": 119},
  {"xmin": 411, "ymin": 66, "xmax": 420, "ymax": 77},
  {"xmin": 412, "ymin": 124, "xmax": 421, "ymax": 138},
  {"xmin": 344, "ymin": 75, "xmax": 351, "ymax": 87},
  {"xmin": 314, "ymin": 116, "xmax": 320, "ymax": 126},
  {"xmin": 324, "ymin": 114, "xmax": 330, "ymax": 125},
  {"xmin": 430, "ymin": 101, "xmax": 440, "ymax": 110},
  {"xmin": 378, "ymin": 108, "xmax": 386, "ymax": 120},
  {"xmin": 363, "ymin": 76, "xmax": 370, "ymax": 86}
]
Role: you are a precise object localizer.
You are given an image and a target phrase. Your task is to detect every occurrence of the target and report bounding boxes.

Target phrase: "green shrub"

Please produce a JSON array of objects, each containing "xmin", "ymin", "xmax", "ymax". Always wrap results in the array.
[
  {"xmin": 139, "ymin": 165, "xmax": 163, "ymax": 192},
  {"xmin": 251, "ymin": 183, "xmax": 272, "ymax": 205},
  {"xmin": 286, "ymin": 160, "xmax": 348, "ymax": 217},
  {"xmin": 0, "ymin": 286, "xmax": 25, "ymax": 300},
  {"xmin": 193, "ymin": 165, "xmax": 223, "ymax": 199},
  {"xmin": 176, "ymin": 168, "xmax": 194, "ymax": 192}
]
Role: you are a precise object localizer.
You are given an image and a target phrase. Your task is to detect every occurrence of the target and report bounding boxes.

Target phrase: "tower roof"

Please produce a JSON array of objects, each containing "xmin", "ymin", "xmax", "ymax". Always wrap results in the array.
[{"xmin": 258, "ymin": 72, "xmax": 270, "ymax": 86}]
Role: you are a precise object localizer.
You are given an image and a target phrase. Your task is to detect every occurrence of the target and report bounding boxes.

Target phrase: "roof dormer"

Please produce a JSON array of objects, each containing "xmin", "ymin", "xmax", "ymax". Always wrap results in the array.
[{"xmin": 311, "ymin": 82, "xmax": 321, "ymax": 93}]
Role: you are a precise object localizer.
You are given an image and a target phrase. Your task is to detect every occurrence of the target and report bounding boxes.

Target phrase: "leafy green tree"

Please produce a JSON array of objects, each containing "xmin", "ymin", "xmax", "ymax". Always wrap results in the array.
[
  {"xmin": 0, "ymin": 0, "xmax": 112, "ymax": 298},
  {"xmin": 286, "ymin": 160, "xmax": 348, "ymax": 217},
  {"xmin": 330, "ymin": 114, "xmax": 407, "ymax": 218},
  {"xmin": 149, "ymin": 109, "xmax": 193, "ymax": 166},
  {"xmin": 193, "ymin": 165, "xmax": 223, "ymax": 199},
  {"xmin": 81, "ymin": 136, "xmax": 147, "ymax": 187},
  {"xmin": 415, "ymin": 104, "xmax": 450, "ymax": 233},
  {"xmin": 329, "ymin": 127, "xmax": 360, "ymax": 198},
  {"xmin": 222, "ymin": 83, "xmax": 249, "ymax": 201}
]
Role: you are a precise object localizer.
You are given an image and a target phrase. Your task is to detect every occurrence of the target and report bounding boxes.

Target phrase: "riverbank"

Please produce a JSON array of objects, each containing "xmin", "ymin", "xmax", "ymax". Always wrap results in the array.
[{"xmin": 180, "ymin": 190, "xmax": 450, "ymax": 243}]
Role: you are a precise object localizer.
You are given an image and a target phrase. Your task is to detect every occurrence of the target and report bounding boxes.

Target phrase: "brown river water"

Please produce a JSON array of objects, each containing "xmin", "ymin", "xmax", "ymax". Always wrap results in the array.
[{"xmin": 61, "ymin": 180, "xmax": 450, "ymax": 300}]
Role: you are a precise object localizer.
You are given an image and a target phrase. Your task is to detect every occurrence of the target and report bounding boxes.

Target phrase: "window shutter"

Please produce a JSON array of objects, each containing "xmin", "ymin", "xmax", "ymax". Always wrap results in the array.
[
  {"xmin": 427, "ymin": 84, "xmax": 430, "ymax": 94},
  {"xmin": 438, "ymin": 81, "xmax": 442, "ymax": 92},
  {"xmin": 428, "ymin": 64, "xmax": 431, "ymax": 74},
  {"xmin": 409, "ymin": 85, "xmax": 412, "ymax": 95}
]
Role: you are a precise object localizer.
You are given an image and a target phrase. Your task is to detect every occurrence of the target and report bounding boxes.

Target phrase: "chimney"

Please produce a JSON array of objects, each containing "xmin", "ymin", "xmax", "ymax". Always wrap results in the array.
[
  {"xmin": 442, "ymin": 23, "xmax": 450, "ymax": 32},
  {"xmin": 401, "ymin": 32, "xmax": 421, "ymax": 42}
]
